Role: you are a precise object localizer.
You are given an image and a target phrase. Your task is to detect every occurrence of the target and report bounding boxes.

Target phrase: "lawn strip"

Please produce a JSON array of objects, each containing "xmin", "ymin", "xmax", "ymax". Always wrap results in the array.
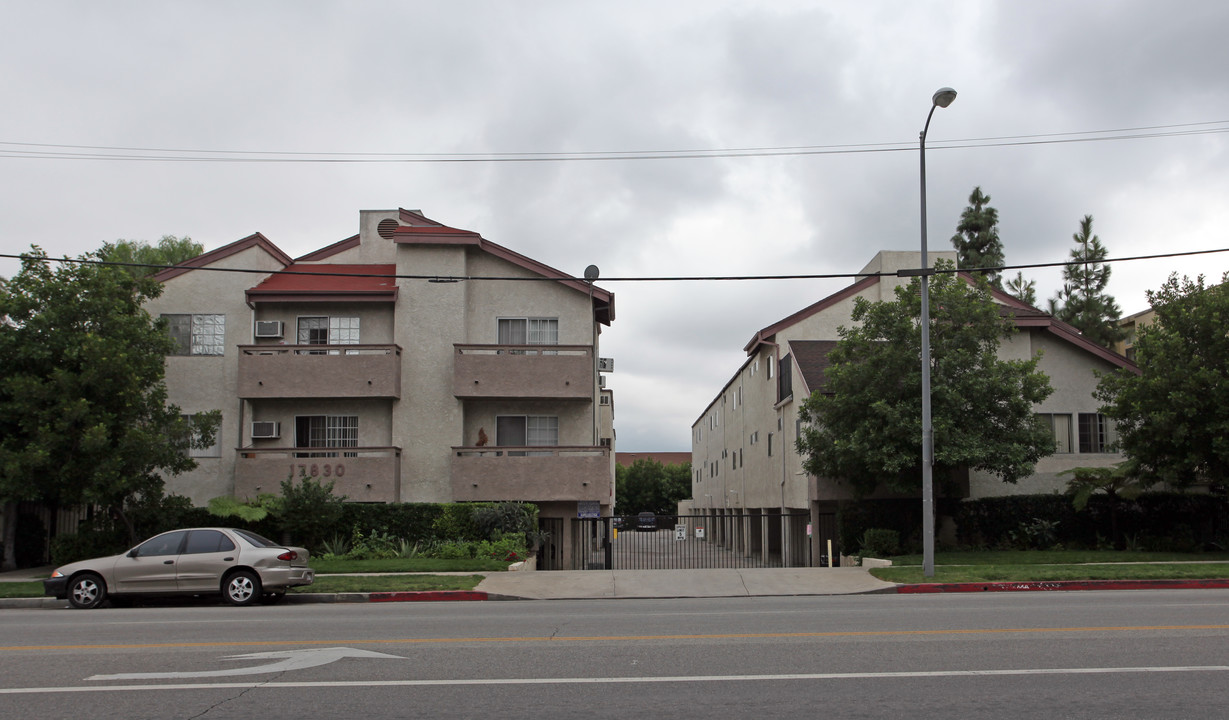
[
  {"xmin": 871, "ymin": 562, "xmax": 1229, "ymax": 584},
  {"xmin": 291, "ymin": 574, "xmax": 485, "ymax": 594}
]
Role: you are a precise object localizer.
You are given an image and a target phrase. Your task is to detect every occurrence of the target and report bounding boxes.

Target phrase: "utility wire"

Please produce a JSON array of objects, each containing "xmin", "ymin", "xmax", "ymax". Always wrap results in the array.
[
  {"xmin": 0, "ymin": 121, "xmax": 1226, "ymax": 164},
  {"xmin": 3, "ymin": 247, "xmax": 1226, "ymax": 284}
]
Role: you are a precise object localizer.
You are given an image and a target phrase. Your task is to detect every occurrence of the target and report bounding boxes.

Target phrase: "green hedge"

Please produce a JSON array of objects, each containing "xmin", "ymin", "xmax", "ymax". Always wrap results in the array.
[{"xmin": 833, "ymin": 492, "xmax": 1229, "ymax": 555}]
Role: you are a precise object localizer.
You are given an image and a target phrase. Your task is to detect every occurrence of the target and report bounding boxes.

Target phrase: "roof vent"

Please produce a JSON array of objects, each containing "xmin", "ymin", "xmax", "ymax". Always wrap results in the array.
[{"xmin": 377, "ymin": 218, "xmax": 400, "ymax": 239}]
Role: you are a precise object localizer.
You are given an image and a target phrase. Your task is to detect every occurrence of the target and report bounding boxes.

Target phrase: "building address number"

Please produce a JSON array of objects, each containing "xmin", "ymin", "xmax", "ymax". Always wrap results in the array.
[{"xmin": 289, "ymin": 463, "xmax": 345, "ymax": 478}]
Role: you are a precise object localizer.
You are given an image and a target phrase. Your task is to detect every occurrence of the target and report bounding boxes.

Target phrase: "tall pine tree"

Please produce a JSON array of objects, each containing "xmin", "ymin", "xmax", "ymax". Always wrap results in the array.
[
  {"xmin": 950, "ymin": 186, "xmax": 1006, "ymax": 288},
  {"xmin": 1049, "ymin": 215, "xmax": 1125, "ymax": 348}
]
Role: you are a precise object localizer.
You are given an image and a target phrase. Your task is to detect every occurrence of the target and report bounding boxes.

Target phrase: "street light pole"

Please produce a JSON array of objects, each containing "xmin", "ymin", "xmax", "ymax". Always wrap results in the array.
[{"xmin": 919, "ymin": 87, "xmax": 956, "ymax": 578}]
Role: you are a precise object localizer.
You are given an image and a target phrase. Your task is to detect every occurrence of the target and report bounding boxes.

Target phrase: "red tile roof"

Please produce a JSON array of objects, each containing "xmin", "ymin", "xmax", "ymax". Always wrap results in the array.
[{"xmin": 245, "ymin": 264, "xmax": 398, "ymax": 305}]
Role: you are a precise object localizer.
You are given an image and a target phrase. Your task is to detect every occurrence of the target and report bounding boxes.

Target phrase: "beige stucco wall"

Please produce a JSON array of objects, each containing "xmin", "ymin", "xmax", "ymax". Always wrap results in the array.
[
  {"xmin": 691, "ymin": 249, "xmax": 1125, "ymax": 522},
  {"xmin": 144, "ymin": 245, "xmax": 285, "ymax": 504},
  {"xmin": 151, "ymin": 209, "xmax": 613, "ymax": 510}
]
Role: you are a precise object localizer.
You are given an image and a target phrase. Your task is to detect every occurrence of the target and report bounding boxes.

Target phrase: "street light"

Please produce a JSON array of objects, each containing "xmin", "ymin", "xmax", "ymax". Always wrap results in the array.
[{"xmin": 919, "ymin": 86, "xmax": 956, "ymax": 578}]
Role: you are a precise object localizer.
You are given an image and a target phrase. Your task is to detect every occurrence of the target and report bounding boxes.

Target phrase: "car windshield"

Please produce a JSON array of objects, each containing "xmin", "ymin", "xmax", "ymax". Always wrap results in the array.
[{"xmin": 232, "ymin": 529, "xmax": 281, "ymax": 548}]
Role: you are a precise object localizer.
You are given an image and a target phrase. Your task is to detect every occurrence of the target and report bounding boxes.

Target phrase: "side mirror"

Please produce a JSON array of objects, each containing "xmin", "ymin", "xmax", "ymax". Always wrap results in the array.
[{"xmin": 126, "ymin": 548, "xmax": 139, "ymax": 558}]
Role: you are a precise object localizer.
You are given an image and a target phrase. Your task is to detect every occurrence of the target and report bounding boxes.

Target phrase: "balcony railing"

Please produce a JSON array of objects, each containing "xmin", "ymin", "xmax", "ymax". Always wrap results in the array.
[
  {"xmin": 237, "ymin": 344, "xmax": 401, "ymax": 399},
  {"xmin": 453, "ymin": 344, "xmax": 594, "ymax": 400},
  {"xmin": 450, "ymin": 445, "xmax": 611, "ymax": 503},
  {"xmin": 234, "ymin": 446, "xmax": 401, "ymax": 502}
]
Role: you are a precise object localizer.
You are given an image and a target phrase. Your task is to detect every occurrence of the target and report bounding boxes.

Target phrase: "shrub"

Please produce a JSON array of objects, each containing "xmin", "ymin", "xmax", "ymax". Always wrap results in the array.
[
  {"xmin": 277, "ymin": 473, "xmax": 346, "ymax": 550},
  {"xmin": 859, "ymin": 528, "xmax": 900, "ymax": 559}
]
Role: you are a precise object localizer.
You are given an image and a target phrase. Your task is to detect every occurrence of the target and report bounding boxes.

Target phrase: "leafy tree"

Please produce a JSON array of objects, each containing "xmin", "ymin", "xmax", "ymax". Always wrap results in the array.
[
  {"xmin": 1005, "ymin": 271, "xmax": 1037, "ymax": 306},
  {"xmin": 950, "ymin": 186, "xmax": 1006, "ymax": 288},
  {"xmin": 795, "ymin": 262, "xmax": 1055, "ymax": 497},
  {"xmin": 1095, "ymin": 273, "xmax": 1229, "ymax": 487},
  {"xmin": 1049, "ymin": 215, "xmax": 1125, "ymax": 348},
  {"xmin": 0, "ymin": 248, "xmax": 218, "ymax": 567},
  {"xmin": 1061, "ymin": 462, "xmax": 1147, "ymax": 549},
  {"xmin": 616, "ymin": 459, "xmax": 691, "ymax": 516},
  {"xmin": 100, "ymin": 235, "xmax": 203, "ymax": 278},
  {"xmin": 276, "ymin": 473, "xmax": 346, "ymax": 550}
]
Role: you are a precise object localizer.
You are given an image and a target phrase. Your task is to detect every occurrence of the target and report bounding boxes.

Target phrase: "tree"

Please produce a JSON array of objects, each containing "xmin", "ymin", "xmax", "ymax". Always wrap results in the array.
[
  {"xmin": 1005, "ymin": 271, "xmax": 1037, "ymax": 306},
  {"xmin": 1062, "ymin": 462, "xmax": 1147, "ymax": 549},
  {"xmin": 1049, "ymin": 215, "xmax": 1125, "ymax": 348},
  {"xmin": 100, "ymin": 235, "xmax": 203, "ymax": 278},
  {"xmin": 950, "ymin": 186, "xmax": 1006, "ymax": 288},
  {"xmin": 1095, "ymin": 273, "xmax": 1229, "ymax": 487},
  {"xmin": 615, "ymin": 459, "xmax": 691, "ymax": 516},
  {"xmin": 0, "ymin": 248, "xmax": 217, "ymax": 567},
  {"xmin": 795, "ymin": 262, "xmax": 1055, "ymax": 497}
]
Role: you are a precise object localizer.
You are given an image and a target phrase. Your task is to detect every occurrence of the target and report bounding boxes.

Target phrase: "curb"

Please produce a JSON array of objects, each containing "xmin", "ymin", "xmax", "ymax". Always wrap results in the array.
[{"xmin": 896, "ymin": 578, "xmax": 1229, "ymax": 594}]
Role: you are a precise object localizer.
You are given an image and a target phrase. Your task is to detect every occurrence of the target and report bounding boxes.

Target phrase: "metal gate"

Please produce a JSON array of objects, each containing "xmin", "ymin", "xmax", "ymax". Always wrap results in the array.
[{"xmin": 569, "ymin": 512, "xmax": 811, "ymax": 570}]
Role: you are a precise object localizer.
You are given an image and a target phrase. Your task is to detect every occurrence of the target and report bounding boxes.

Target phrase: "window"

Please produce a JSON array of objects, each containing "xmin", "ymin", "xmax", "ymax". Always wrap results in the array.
[
  {"xmin": 767, "ymin": 355, "xmax": 775, "ymax": 380},
  {"xmin": 183, "ymin": 530, "xmax": 235, "ymax": 554},
  {"xmin": 496, "ymin": 415, "xmax": 559, "ymax": 456},
  {"xmin": 163, "ymin": 314, "xmax": 225, "ymax": 356},
  {"xmin": 498, "ymin": 318, "xmax": 559, "ymax": 345},
  {"xmin": 135, "ymin": 530, "xmax": 189, "ymax": 557},
  {"xmin": 768, "ymin": 432, "xmax": 774, "ymax": 457},
  {"xmin": 181, "ymin": 414, "xmax": 220, "ymax": 458},
  {"xmin": 297, "ymin": 316, "xmax": 360, "ymax": 350},
  {"xmin": 295, "ymin": 415, "xmax": 358, "ymax": 458},
  {"xmin": 778, "ymin": 353, "xmax": 793, "ymax": 402},
  {"xmin": 1037, "ymin": 413, "xmax": 1073, "ymax": 454},
  {"xmin": 1078, "ymin": 413, "xmax": 1118, "ymax": 453}
]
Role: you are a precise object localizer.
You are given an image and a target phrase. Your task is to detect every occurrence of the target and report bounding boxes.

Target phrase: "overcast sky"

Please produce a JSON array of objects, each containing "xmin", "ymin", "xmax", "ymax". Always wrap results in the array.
[{"xmin": 3, "ymin": 1, "xmax": 1227, "ymax": 452}]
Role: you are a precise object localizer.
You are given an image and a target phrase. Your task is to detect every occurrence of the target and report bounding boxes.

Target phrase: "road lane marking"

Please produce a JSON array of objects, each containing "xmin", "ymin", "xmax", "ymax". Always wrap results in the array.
[
  {"xmin": 4, "ymin": 665, "xmax": 1229, "ymax": 695},
  {"xmin": 87, "ymin": 647, "xmax": 405, "ymax": 680},
  {"xmin": 3, "ymin": 623, "xmax": 1229, "ymax": 652}
]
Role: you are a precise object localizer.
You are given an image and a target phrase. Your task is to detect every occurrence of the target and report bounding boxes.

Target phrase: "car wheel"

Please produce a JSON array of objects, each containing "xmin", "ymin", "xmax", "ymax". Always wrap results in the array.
[
  {"xmin": 261, "ymin": 592, "xmax": 286, "ymax": 605},
  {"xmin": 68, "ymin": 573, "xmax": 107, "ymax": 609},
  {"xmin": 223, "ymin": 570, "xmax": 262, "ymax": 606}
]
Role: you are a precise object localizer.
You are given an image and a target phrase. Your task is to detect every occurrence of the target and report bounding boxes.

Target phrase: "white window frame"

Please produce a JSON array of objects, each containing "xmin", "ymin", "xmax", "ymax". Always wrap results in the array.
[{"xmin": 163, "ymin": 314, "xmax": 226, "ymax": 356}]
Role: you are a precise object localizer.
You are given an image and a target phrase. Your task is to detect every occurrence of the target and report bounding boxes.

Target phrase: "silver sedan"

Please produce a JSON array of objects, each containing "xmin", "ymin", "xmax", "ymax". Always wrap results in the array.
[{"xmin": 43, "ymin": 527, "xmax": 314, "ymax": 608}]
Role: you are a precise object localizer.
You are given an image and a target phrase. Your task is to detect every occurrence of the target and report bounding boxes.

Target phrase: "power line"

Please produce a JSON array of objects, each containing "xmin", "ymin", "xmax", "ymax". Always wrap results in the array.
[
  {"xmin": 3, "ymin": 247, "xmax": 1226, "ymax": 284},
  {"xmin": 0, "ymin": 121, "xmax": 1226, "ymax": 164}
]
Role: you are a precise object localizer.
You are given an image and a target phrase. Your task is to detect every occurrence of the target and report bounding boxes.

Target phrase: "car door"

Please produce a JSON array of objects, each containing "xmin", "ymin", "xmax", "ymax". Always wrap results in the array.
[
  {"xmin": 175, "ymin": 530, "xmax": 238, "ymax": 593},
  {"xmin": 112, "ymin": 530, "xmax": 189, "ymax": 595}
]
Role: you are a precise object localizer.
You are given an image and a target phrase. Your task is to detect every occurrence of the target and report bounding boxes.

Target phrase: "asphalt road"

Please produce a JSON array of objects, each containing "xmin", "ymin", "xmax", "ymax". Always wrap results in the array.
[{"xmin": 3, "ymin": 590, "xmax": 1229, "ymax": 719}]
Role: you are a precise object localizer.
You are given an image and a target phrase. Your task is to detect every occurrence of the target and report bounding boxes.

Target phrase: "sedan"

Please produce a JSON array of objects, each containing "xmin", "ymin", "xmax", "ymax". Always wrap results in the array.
[{"xmin": 43, "ymin": 527, "xmax": 314, "ymax": 609}]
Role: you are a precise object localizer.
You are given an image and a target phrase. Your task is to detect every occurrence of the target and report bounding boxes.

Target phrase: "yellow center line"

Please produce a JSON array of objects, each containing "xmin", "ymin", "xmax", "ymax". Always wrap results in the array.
[{"xmin": 3, "ymin": 624, "xmax": 1228, "ymax": 652}]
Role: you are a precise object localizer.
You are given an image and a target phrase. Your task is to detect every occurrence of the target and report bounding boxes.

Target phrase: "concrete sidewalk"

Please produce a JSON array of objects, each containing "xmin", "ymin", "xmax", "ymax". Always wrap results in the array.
[{"xmin": 475, "ymin": 567, "xmax": 896, "ymax": 599}]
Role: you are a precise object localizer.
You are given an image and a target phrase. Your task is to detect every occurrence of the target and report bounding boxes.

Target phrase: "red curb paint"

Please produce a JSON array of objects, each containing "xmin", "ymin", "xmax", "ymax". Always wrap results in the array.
[
  {"xmin": 368, "ymin": 591, "xmax": 489, "ymax": 602},
  {"xmin": 896, "ymin": 578, "xmax": 1229, "ymax": 594}
]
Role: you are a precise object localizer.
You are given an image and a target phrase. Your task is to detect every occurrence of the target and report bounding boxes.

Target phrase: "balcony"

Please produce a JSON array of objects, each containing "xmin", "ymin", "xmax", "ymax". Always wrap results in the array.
[
  {"xmin": 450, "ymin": 446, "xmax": 610, "ymax": 503},
  {"xmin": 237, "ymin": 345, "xmax": 401, "ymax": 399},
  {"xmin": 453, "ymin": 344, "xmax": 594, "ymax": 400},
  {"xmin": 234, "ymin": 446, "xmax": 402, "ymax": 503}
]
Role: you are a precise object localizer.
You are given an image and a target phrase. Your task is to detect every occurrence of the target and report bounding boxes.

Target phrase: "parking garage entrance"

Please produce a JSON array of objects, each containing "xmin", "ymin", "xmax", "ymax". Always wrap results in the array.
[{"xmin": 568, "ymin": 512, "xmax": 813, "ymax": 570}]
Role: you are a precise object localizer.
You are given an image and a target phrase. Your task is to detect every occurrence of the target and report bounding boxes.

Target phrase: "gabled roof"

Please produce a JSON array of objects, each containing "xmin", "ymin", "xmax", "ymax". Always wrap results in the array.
[
  {"xmin": 747, "ymin": 269, "xmax": 1137, "ymax": 372},
  {"xmin": 296, "ymin": 234, "xmax": 360, "ymax": 262},
  {"xmin": 245, "ymin": 264, "xmax": 398, "ymax": 305},
  {"xmin": 153, "ymin": 232, "xmax": 292, "ymax": 282},
  {"xmin": 790, "ymin": 340, "xmax": 841, "ymax": 396},
  {"xmin": 391, "ymin": 209, "xmax": 615, "ymax": 325}
]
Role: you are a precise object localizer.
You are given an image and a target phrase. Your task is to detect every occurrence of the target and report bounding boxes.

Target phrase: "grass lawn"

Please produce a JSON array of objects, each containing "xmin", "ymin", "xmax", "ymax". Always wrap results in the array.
[
  {"xmin": 870, "ymin": 550, "xmax": 1229, "ymax": 584},
  {"xmin": 889, "ymin": 550, "xmax": 1229, "ymax": 566},
  {"xmin": 308, "ymin": 557, "xmax": 513, "ymax": 574},
  {"xmin": 291, "ymin": 574, "xmax": 485, "ymax": 594},
  {"xmin": 0, "ymin": 582, "xmax": 45, "ymax": 599}
]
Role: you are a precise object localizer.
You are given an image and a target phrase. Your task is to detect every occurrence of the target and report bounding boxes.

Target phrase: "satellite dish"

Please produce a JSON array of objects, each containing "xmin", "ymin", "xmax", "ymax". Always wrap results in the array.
[{"xmin": 583, "ymin": 265, "xmax": 600, "ymax": 281}]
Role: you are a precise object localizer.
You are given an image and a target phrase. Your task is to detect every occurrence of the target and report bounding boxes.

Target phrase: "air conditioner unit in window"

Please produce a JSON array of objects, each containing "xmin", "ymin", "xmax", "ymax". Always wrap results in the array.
[
  {"xmin": 598, "ymin": 375, "xmax": 606, "ymax": 388},
  {"xmin": 251, "ymin": 421, "xmax": 280, "ymax": 439},
  {"xmin": 254, "ymin": 321, "xmax": 284, "ymax": 339}
]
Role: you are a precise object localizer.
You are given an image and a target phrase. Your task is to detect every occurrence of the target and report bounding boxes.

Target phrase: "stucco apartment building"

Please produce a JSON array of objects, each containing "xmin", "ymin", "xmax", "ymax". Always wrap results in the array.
[
  {"xmin": 684, "ymin": 250, "xmax": 1137, "ymax": 566},
  {"xmin": 146, "ymin": 208, "xmax": 616, "ymax": 568}
]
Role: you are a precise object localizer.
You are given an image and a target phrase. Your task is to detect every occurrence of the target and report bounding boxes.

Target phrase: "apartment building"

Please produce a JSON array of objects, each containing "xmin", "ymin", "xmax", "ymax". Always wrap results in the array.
[
  {"xmin": 685, "ymin": 250, "xmax": 1137, "ymax": 565},
  {"xmin": 146, "ymin": 208, "xmax": 616, "ymax": 567}
]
